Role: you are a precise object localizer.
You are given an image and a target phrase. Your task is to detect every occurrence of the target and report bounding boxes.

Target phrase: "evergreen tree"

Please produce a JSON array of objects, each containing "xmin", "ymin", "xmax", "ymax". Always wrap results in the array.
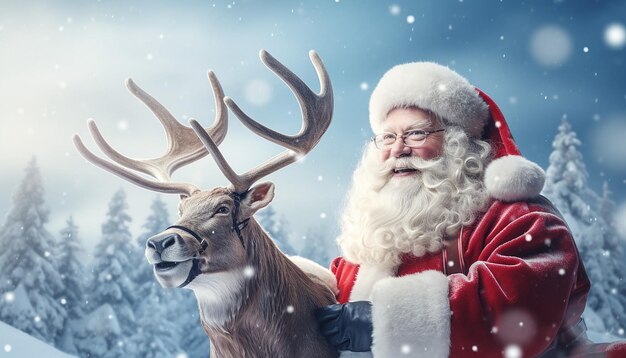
[
  {"xmin": 133, "ymin": 196, "xmax": 170, "ymax": 296},
  {"xmin": 0, "ymin": 158, "xmax": 65, "ymax": 343},
  {"xmin": 56, "ymin": 216, "xmax": 87, "ymax": 353},
  {"xmin": 255, "ymin": 205, "xmax": 297, "ymax": 255},
  {"xmin": 543, "ymin": 119, "xmax": 626, "ymax": 334},
  {"xmin": 543, "ymin": 118, "xmax": 594, "ymax": 222},
  {"xmin": 301, "ymin": 226, "xmax": 338, "ymax": 267},
  {"xmin": 130, "ymin": 195, "xmax": 190, "ymax": 356},
  {"xmin": 177, "ymin": 299, "xmax": 211, "ymax": 358},
  {"xmin": 79, "ymin": 189, "xmax": 137, "ymax": 356},
  {"xmin": 129, "ymin": 282, "xmax": 181, "ymax": 358}
]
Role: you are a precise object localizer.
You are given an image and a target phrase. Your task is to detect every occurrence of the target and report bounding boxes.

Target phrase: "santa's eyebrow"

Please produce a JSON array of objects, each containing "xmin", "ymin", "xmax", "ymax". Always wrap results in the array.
[{"xmin": 404, "ymin": 121, "xmax": 433, "ymax": 131}]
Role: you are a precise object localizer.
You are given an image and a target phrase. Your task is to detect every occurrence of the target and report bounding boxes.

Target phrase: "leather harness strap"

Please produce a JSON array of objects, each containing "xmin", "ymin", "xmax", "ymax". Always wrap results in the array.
[{"xmin": 442, "ymin": 228, "xmax": 465, "ymax": 276}]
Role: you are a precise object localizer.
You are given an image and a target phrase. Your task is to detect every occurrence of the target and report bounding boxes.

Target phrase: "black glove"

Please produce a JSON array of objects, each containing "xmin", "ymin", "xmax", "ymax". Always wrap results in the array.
[{"xmin": 315, "ymin": 301, "xmax": 373, "ymax": 352}]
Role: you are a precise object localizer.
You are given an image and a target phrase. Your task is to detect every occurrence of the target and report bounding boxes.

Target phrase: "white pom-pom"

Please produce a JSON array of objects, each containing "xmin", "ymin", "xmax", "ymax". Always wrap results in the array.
[{"xmin": 484, "ymin": 155, "xmax": 545, "ymax": 202}]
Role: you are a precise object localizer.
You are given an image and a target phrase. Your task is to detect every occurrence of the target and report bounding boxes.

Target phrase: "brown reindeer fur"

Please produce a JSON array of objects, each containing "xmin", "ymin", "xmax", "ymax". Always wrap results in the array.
[{"xmin": 199, "ymin": 217, "xmax": 338, "ymax": 358}]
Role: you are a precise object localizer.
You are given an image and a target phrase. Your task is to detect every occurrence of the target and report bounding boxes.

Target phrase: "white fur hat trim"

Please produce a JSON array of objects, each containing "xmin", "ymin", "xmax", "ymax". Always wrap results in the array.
[
  {"xmin": 484, "ymin": 155, "xmax": 546, "ymax": 202},
  {"xmin": 369, "ymin": 62, "xmax": 490, "ymax": 137}
]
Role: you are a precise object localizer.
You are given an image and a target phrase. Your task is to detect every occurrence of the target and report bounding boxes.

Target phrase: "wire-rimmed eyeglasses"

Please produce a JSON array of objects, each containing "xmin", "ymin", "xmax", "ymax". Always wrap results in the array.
[{"xmin": 370, "ymin": 129, "xmax": 445, "ymax": 150}]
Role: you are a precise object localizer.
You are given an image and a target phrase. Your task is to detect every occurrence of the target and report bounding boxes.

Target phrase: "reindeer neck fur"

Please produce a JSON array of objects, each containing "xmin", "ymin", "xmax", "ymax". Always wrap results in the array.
[{"xmin": 196, "ymin": 218, "xmax": 337, "ymax": 358}]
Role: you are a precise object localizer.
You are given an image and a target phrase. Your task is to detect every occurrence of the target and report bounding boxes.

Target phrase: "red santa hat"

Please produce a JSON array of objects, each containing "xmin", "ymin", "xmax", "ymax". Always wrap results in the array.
[{"xmin": 369, "ymin": 62, "xmax": 545, "ymax": 202}]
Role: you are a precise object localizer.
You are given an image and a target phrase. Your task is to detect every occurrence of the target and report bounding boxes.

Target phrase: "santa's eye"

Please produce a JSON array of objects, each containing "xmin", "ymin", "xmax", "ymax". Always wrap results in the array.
[{"xmin": 216, "ymin": 206, "xmax": 230, "ymax": 215}]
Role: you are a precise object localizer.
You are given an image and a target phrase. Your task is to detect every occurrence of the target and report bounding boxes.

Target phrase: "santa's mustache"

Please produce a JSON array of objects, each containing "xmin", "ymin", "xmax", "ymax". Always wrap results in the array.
[{"xmin": 380, "ymin": 155, "xmax": 446, "ymax": 176}]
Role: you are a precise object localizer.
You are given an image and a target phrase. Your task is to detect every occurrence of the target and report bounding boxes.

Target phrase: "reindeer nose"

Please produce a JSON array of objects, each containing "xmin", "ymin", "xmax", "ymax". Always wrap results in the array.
[{"xmin": 146, "ymin": 232, "xmax": 180, "ymax": 255}]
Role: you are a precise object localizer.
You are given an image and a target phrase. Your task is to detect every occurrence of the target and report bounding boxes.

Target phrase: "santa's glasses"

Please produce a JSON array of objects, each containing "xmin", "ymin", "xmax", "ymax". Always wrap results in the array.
[{"xmin": 371, "ymin": 129, "xmax": 445, "ymax": 150}]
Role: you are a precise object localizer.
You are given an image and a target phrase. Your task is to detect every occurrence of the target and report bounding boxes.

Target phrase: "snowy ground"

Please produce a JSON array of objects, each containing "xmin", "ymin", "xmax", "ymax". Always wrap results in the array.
[{"xmin": 0, "ymin": 321, "xmax": 76, "ymax": 357}]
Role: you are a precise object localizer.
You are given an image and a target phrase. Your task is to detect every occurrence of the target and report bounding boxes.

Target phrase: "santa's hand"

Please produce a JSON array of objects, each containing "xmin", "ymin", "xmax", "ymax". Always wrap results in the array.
[{"xmin": 315, "ymin": 301, "xmax": 373, "ymax": 352}]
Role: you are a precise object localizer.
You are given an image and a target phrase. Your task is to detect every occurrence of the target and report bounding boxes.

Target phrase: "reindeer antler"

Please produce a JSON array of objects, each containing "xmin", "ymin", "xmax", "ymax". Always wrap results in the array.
[
  {"xmin": 73, "ymin": 71, "xmax": 228, "ymax": 197},
  {"xmin": 190, "ymin": 50, "xmax": 333, "ymax": 193}
]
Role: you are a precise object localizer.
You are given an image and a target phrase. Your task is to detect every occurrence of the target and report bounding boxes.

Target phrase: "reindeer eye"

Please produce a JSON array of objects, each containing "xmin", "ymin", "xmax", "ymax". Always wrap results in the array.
[{"xmin": 216, "ymin": 206, "xmax": 230, "ymax": 215}]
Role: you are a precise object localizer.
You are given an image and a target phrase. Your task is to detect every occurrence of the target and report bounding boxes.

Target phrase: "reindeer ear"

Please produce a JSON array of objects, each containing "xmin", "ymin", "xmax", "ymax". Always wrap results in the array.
[{"xmin": 241, "ymin": 182, "xmax": 275, "ymax": 216}]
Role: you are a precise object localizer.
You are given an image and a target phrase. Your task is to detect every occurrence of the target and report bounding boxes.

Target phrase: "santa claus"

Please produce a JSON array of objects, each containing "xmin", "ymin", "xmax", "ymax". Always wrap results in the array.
[{"xmin": 313, "ymin": 62, "xmax": 600, "ymax": 357}]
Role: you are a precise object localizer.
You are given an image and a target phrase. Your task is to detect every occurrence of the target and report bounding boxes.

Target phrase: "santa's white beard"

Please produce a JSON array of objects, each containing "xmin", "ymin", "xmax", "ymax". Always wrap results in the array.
[{"xmin": 338, "ymin": 127, "xmax": 491, "ymax": 266}]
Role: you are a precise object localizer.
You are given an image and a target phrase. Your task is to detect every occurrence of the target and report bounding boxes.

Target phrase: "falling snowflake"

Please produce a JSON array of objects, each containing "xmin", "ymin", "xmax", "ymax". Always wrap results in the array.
[
  {"xmin": 389, "ymin": 4, "xmax": 401, "ymax": 15},
  {"xmin": 320, "ymin": 213, "xmax": 327, "ymax": 219},
  {"xmin": 175, "ymin": 353, "xmax": 189, "ymax": 358},
  {"xmin": 530, "ymin": 25, "xmax": 572, "ymax": 67},
  {"xmin": 525, "ymin": 234, "xmax": 532, "ymax": 242},
  {"xmin": 605, "ymin": 23, "xmax": 626, "ymax": 49},
  {"xmin": 60, "ymin": 298, "xmax": 67, "ymax": 305},
  {"xmin": 243, "ymin": 266, "xmax": 255, "ymax": 278},
  {"xmin": 4, "ymin": 345, "xmax": 11, "ymax": 353},
  {"xmin": 34, "ymin": 315, "xmax": 41, "ymax": 323},
  {"xmin": 286, "ymin": 305, "xmax": 294, "ymax": 313},
  {"xmin": 4, "ymin": 292, "xmax": 14, "ymax": 303},
  {"xmin": 400, "ymin": 344, "xmax": 411, "ymax": 354},
  {"xmin": 244, "ymin": 79, "xmax": 272, "ymax": 106},
  {"xmin": 360, "ymin": 82, "xmax": 369, "ymax": 91},
  {"xmin": 558, "ymin": 268, "xmax": 566, "ymax": 276},
  {"xmin": 504, "ymin": 345, "xmax": 522, "ymax": 358},
  {"xmin": 407, "ymin": 15, "xmax": 415, "ymax": 24}
]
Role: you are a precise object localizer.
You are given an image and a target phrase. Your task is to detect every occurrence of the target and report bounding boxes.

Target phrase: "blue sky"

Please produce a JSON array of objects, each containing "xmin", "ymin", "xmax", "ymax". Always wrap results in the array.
[{"xmin": 1, "ymin": 0, "xmax": 625, "ymax": 254}]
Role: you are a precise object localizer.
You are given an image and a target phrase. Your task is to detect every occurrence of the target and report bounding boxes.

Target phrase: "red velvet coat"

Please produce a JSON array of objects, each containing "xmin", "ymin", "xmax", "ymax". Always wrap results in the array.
[{"xmin": 331, "ymin": 196, "xmax": 591, "ymax": 357}]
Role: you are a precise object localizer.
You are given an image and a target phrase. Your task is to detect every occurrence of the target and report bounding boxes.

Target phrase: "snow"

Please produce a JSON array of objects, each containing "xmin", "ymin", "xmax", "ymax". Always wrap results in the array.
[
  {"xmin": 0, "ymin": 321, "xmax": 76, "ymax": 357},
  {"xmin": 529, "ymin": 25, "xmax": 572, "ymax": 67},
  {"xmin": 605, "ymin": 23, "xmax": 626, "ymax": 49},
  {"xmin": 244, "ymin": 79, "xmax": 272, "ymax": 106},
  {"xmin": 591, "ymin": 118, "xmax": 626, "ymax": 171},
  {"xmin": 616, "ymin": 202, "xmax": 626, "ymax": 239}
]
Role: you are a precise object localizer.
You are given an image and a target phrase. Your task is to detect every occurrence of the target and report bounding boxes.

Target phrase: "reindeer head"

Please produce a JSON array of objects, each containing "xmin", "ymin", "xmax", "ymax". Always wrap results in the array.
[
  {"xmin": 74, "ymin": 50, "xmax": 332, "ymax": 290},
  {"xmin": 145, "ymin": 183, "xmax": 274, "ymax": 288}
]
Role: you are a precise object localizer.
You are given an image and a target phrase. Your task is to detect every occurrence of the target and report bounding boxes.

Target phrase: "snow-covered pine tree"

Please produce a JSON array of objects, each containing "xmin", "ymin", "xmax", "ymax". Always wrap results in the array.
[
  {"xmin": 0, "ymin": 158, "xmax": 65, "ymax": 344},
  {"xmin": 56, "ymin": 216, "xmax": 87, "ymax": 353},
  {"xmin": 131, "ymin": 195, "xmax": 209, "ymax": 357},
  {"xmin": 177, "ymin": 304, "xmax": 211, "ymax": 358},
  {"xmin": 129, "ymin": 282, "xmax": 182, "ymax": 358},
  {"xmin": 542, "ymin": 118, "xmax": 595, "ymax": 222},
  {"xmin": 132, "ymin": 196, "xmax": 170, "ymax": 297},
  {"xmin": 542, "ymin": 118, "xmax": 626, "ymax": 335},
  {"xmin": 300, "ymin": 226, "xmax": 339, "ymax": 267},
  {"xmin": 130, "ymin": 196, "xmax": 184, "ymax": 356},
  {"xmin": 255, "ymin": 205, "xmax": 297, "ymax": 255},
  {"xmin": 77, "ymin": 189, "xmax": 138, "ymax": 357}
]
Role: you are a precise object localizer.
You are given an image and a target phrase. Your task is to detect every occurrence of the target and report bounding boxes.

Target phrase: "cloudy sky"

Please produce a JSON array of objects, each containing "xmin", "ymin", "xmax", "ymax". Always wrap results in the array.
[{"xmin": 1, "ymin": 0, "xmax": 625, "ymax": 255}]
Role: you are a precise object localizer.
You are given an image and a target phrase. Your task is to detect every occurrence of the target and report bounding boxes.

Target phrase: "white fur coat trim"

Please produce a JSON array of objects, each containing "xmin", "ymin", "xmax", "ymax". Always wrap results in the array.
[
  {"xmin": 369, "ymin": 62, "xmax": 489, "ymax": 138},
  {"xmin": 370, "ymin": 270, "xmax": 451, "ymax": 358},
  {"xmin": 288, "ymin": 256, "xmax": 339, "ymax": 296},
  {"xmin": 484, "ymin": 155, "xmax": 546, "ymax": 202},
  {"xmin": 349, "ymin": 264, "xmax": 397, "ymax": 301}
]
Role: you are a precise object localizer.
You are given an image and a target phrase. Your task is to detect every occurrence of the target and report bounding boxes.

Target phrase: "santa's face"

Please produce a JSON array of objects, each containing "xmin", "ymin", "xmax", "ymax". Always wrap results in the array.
[{"xmin": 379, "ymin": 108, "xmax": 446, "ymax": 173}]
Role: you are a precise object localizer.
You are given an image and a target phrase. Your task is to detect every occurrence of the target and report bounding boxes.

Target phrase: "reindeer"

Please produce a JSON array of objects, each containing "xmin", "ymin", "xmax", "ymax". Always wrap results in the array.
[{"xmin": 73, "ymin": 50, "xmax": 339, "ymax": 358}]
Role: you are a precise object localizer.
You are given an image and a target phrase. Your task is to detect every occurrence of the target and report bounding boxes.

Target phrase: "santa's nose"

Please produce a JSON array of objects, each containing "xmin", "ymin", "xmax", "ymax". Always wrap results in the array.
[{"xmin": 390, "ymin": 139, "xmax": 412, "ymax": 158}]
